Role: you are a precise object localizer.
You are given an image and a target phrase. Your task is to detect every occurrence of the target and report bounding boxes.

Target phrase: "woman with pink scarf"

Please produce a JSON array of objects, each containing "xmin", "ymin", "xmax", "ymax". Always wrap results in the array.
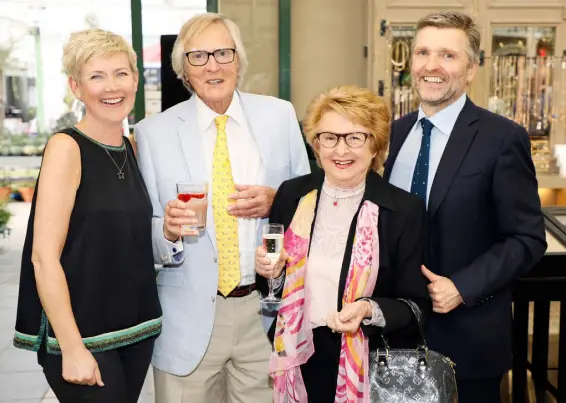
[{"xmin": 255, "ymin": 85, "xmax": 430, "ymax": 403}]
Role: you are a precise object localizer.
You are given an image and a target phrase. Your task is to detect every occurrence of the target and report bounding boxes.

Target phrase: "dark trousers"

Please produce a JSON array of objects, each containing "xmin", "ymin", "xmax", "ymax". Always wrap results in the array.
[
  {"xmin": 457, "ymin": 376, "xmax": 503, "ymax": 403},
  {"xmin": 39, "ymin": 337, "xmax": 155, "ymax": 403},
  {"xmin": 300, "ymin": 326, "xmax": 342, "ymax": 402}
]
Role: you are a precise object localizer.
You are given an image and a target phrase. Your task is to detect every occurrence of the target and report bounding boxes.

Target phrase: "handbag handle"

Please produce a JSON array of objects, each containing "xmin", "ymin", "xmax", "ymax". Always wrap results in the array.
[
  {"xmin": 379, "ymin": 298, "xmax": 428, "ymax": 350},
  {"xmin": 398, "ymin": 298, "xmax": 428, "ymax": 347},
  {"xmin": 376, "ymin": 298, "xmax": 429, "ymax": 367}
]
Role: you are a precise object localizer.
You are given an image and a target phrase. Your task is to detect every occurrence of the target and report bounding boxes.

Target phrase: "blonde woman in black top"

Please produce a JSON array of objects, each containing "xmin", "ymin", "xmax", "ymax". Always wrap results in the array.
[{"xmin": 13, "ymin": 29, "xmax": 162, "ymax": 403}]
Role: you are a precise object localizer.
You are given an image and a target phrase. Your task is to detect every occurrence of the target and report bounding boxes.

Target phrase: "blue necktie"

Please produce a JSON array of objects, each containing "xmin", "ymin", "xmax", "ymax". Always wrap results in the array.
[{"xmin": 410, "ymin": 118, "xmax": 434, "ymax": 201}]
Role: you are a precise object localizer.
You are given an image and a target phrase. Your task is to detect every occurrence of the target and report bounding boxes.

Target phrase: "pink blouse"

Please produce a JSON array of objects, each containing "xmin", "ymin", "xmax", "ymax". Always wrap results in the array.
[{"xmin": 307, "ymin": 179, "xmax": 366, "ymax": 328}]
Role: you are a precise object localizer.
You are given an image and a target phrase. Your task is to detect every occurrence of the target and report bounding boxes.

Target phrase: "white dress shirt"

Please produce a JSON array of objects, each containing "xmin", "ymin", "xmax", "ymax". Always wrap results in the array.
[
  {"xmin": 195, "ymin": 92, "xmax": 264, "ymax": 286},
  {"xmin": 389, "ymin": 93, "xmax": 467, "ymax": 206}
]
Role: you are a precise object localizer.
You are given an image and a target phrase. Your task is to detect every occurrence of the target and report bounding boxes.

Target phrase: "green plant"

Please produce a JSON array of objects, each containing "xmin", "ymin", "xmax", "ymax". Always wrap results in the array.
[{"xmin": 0, "ymin": 203, "xmax": 12, "ymax": 227}]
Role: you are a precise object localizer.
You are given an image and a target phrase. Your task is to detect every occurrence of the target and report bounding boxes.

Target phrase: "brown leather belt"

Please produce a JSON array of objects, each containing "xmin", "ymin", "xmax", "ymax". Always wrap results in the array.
[{"xmin": 217, "ymin": 283, "xmax": 256, "ymax": 298}]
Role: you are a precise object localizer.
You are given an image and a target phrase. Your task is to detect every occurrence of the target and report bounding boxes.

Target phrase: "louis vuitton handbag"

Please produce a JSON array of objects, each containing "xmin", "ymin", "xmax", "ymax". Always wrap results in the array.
[{"xmin": 369, "ymin": 299, "xmax": 458, "ymax": 403}]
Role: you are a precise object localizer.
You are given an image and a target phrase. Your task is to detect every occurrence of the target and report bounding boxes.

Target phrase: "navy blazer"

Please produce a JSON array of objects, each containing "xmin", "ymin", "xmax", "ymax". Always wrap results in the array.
[
  {"xmin": 257, "ymin": 170, "xmax": 431, "ymax": 348},
  {"xmin": 384, "ymin": 97, "xmax": 547, "ymax": 378}
]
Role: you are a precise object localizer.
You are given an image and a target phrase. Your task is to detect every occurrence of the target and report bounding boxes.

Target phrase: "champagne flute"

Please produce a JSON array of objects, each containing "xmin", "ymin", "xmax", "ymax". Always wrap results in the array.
[{"xmin": 260, "ymin": 223, "xmax": 284, "ymax": 306}]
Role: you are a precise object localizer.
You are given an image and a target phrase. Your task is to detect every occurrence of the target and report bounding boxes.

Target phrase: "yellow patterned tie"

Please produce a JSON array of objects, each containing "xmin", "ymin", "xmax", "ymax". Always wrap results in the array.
[{"xmin": 213, "ymin": 115, "xmax": 241, "ymax": 296}]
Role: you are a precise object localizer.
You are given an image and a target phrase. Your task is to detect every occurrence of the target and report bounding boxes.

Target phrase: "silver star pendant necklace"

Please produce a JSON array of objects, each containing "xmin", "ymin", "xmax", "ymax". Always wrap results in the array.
[{"xmin": 104, "ymin": 147, "xmax": 127, "ymax": 179}]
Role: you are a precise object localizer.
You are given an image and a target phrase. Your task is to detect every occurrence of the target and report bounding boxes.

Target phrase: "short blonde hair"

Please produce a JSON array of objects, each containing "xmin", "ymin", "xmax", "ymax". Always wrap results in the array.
[
  {"xmin": 303, "ymin": 85, "xmax": 391, "ymax": 172},
  {"xmin": 415, "ymin": 11, "xmax": 481, "ymax": 65},
  {"xmin": 62, "ymin": 29, "xmax": 138, "ymax": 81},
  {"xmin": 171, "ymin": 13, "xmax": 248, "ymax": 93}
]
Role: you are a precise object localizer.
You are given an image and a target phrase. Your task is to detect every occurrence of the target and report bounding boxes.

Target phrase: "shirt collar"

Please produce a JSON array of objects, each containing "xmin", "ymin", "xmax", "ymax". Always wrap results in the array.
[
  {"xmin": 195, "ymin": 91, "xmax": 245, "ymax": 132},
  {"xmin": 417, "ymin": 93, "xmax": 467, "ymax": 136}
]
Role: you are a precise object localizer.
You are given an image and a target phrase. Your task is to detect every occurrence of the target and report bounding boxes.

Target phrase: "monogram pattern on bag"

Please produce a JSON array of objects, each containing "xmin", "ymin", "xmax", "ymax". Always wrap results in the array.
[{"xmin": 369, "ymin": 349, "xmax": 457, "ymax": 403}]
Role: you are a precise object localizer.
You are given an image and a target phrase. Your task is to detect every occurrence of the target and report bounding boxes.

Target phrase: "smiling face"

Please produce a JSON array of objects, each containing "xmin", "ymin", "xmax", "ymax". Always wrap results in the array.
[
  {"xmin": 411, "ymin": 26, "xmax": 477, "ymax": 115},
  {"xmin": 315, "ymin": 110, "xmax": 376, "ymax": 189},
  {"xmin": 70, "ymin": 52, "xmax": 137, "ymax": 125},
  {"xmin": 184, "ymin": 22, "xmax": 239, "ymax": 114}
]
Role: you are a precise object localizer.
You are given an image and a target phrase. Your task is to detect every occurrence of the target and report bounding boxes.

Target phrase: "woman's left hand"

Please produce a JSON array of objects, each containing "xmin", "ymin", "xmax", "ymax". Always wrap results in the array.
[{"xmin": 326, "ymin": 300, "xmax": 372, "ymax": 334}]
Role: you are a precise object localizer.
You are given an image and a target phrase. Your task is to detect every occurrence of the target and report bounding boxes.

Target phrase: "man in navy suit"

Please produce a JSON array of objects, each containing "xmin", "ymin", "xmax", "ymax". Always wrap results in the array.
[{"xmin": 384, "ymin": 11, "xmax": 547, "ymax": 403}]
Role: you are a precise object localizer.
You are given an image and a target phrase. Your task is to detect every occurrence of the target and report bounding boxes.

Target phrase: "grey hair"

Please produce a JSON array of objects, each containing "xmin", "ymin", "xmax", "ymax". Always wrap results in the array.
[
  {"xmin": 171, "ymin": 13, "xmax": 248, "ymax": 93},
  {"xmin": 415, "ymin": 11, "xmax": 481, "ymax": 65}
]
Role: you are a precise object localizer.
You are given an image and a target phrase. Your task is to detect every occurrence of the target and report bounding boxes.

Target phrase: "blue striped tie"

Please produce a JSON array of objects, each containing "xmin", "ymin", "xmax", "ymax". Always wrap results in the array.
[{"xmin": 410, "ymin": 118, "xmax": 434, "ymax": 201}]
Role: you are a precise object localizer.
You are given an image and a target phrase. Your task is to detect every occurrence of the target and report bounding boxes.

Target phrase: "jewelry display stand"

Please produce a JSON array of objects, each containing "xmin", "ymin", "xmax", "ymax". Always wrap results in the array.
[
  {"xmin": 385, "ymin": 26, "xmax": 419, "ymax": 120},
  {"xmin": 487, "ymin": 27, "xmax": 565, "ymax": 175}
]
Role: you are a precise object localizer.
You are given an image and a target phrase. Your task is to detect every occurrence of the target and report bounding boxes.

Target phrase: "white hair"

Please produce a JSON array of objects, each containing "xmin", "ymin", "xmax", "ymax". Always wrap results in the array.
[{"xmin": 171, "ymin": 12, "xmax": 248, "ymax": 93}]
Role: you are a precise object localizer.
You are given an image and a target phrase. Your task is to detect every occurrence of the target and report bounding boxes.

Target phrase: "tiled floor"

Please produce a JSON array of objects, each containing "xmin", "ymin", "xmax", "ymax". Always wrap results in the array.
[{"xmin": 0, "ymin": 203, "xmax": 155, "ymax": 403}]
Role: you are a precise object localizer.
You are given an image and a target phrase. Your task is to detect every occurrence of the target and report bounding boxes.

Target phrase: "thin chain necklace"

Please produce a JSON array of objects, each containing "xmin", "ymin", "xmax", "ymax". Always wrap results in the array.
[
  {"xmin": 323, "ymin": 178, "xmax": 365, "ymax": 207},
  {"xmin": 104, "ymin": 147, "xmax": 127, "ymax": 179}
]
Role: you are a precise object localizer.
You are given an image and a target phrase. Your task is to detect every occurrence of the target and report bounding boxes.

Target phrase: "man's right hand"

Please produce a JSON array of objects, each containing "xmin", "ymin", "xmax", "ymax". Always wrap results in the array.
[
  {"xmin": 164, "ymin": 199, "xmax": 199, "ymax": 241},
  {"xmin": 62, "ymin": 345, "xmax": 104, "ymax": 386}
]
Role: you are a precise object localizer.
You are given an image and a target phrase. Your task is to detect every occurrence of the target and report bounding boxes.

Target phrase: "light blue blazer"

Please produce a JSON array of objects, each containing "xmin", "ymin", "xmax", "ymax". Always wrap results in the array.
[{"xmin": 134, "ymin": 92, "xmax": 310, "ymax": 376}]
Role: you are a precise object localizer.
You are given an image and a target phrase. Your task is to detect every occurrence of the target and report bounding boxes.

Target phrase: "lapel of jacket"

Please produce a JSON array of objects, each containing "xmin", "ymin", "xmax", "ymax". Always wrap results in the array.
[
  {"xmin": 428, "ymin": 97, "xmax": 480, "ymax": 218},
  {"xmin": 384, "ymin": 112, "xmax": 418, "ymax": 180},
  {"xmin": 175, "ymin": 96, "xmax": 218, "ymax": 252}
]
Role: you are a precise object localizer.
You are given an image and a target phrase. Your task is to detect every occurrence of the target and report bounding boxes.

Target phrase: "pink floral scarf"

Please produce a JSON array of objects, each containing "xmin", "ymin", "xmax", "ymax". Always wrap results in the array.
[{"xmin": 270, "ymin": 189, "xmax": 380, "ymax": 403}]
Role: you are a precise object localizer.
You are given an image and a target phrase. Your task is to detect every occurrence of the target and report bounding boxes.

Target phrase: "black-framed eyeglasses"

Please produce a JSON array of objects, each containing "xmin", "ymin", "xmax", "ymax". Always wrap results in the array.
[
  {"xmin": 185, "ymin": 48, "xmax": 236, "ymax": 66},
  {"xmin": 315, "ymin": 132, "xmax": 369, "ymax": 148}
]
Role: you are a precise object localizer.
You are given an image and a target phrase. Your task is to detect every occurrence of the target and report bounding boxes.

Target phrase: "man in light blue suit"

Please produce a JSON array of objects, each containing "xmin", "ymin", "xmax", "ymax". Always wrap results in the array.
[{"xmin": 134, "ymin": 12, "xmax": 310, "ymax": 403}]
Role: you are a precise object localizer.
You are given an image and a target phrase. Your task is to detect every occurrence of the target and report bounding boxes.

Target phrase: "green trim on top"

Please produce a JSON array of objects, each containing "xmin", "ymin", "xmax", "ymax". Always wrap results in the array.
[
  {"xmin": 131, "ymin": 0, "xmax": 145, "ymax": 123},
  {"xmin": 278, "ymin": 0, "xmax": 291, "ymax": 101},
  {"xmin": 71, "ymin": 127, "xmax": 126, "ymax": 151},
  {"xmin": 207, "ymin": 0, "xmax": 219, "ymax": 12},
  {"xmin": 13, "ymin": 310, "xmax": 48, "ymax": 352},
  {"xmin": 46, "ymin": 317, "xmax": 162, "ymax": 354}
]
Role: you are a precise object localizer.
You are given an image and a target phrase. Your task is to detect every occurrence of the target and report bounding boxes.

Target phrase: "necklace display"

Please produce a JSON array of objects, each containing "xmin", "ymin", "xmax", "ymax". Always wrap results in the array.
[{"xmin": 104, "ymin": 147, "xmax": 128, "ymax": 179}]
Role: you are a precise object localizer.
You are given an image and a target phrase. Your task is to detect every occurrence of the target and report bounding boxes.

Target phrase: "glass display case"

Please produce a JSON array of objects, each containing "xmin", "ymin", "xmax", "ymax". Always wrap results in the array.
[
  {"xmin": 543, "ymin": 206, "xmax": 566, "ymax": 251},
  {"xmin": 385, "ymin": 26, "xmax": 419, "ymax": 120},
  {"xmin": 488, "ymin": 27, "xmax": 566, "ymax": 174}
]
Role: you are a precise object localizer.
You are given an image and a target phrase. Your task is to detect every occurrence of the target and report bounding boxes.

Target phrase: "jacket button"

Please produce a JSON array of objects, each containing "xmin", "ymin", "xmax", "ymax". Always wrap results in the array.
[
  {"xmin": 211, "ymin": 296, "xmax": 216, "ymax": 302},
  {"xmin": 213, "ymin": 257, "xmax": 218, "ymax": 263}
]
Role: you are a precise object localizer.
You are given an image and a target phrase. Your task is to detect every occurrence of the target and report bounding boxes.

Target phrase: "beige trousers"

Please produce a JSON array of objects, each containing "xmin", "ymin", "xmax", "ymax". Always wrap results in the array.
[{"xmin": 154, "ymin": 291, "xmax": 272, "ymax": 403}]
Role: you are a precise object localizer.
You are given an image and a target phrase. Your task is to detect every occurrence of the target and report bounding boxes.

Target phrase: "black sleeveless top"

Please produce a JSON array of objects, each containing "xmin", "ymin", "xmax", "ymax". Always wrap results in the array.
[{"xmin": 14, "ymin": 127, "xmax": 162, "ymax": 354}]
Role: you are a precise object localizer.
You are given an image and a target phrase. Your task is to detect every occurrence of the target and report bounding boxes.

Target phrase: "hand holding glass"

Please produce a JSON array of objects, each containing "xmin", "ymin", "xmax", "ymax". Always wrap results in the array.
[
  {"xmin": 176, "ymin": 182, "xmax": 208, "ymax": 233},
  {"xmin": 260, "ymin": 223, "xmax": 284, "ymax": 306}
]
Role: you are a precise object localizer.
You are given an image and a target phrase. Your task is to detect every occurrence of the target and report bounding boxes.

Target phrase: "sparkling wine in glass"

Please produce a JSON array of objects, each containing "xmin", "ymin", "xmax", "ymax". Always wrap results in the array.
[
  {"xmin": 176, "ymin": 182, "xmax": 208, "ymax": 233},
  {"xmin": 260, "ymin": 223, "xmax": 284, "ymax": 307}
]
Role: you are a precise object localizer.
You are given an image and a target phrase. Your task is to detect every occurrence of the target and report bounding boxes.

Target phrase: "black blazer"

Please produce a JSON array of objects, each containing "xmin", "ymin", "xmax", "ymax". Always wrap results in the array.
[
  {"xmin": 257, "ymin": 169, "xmax": 431, "ymax": 347},
  {"xmin": 384, "ymin": 97, "xmax": 547, "ymax": 378}
]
